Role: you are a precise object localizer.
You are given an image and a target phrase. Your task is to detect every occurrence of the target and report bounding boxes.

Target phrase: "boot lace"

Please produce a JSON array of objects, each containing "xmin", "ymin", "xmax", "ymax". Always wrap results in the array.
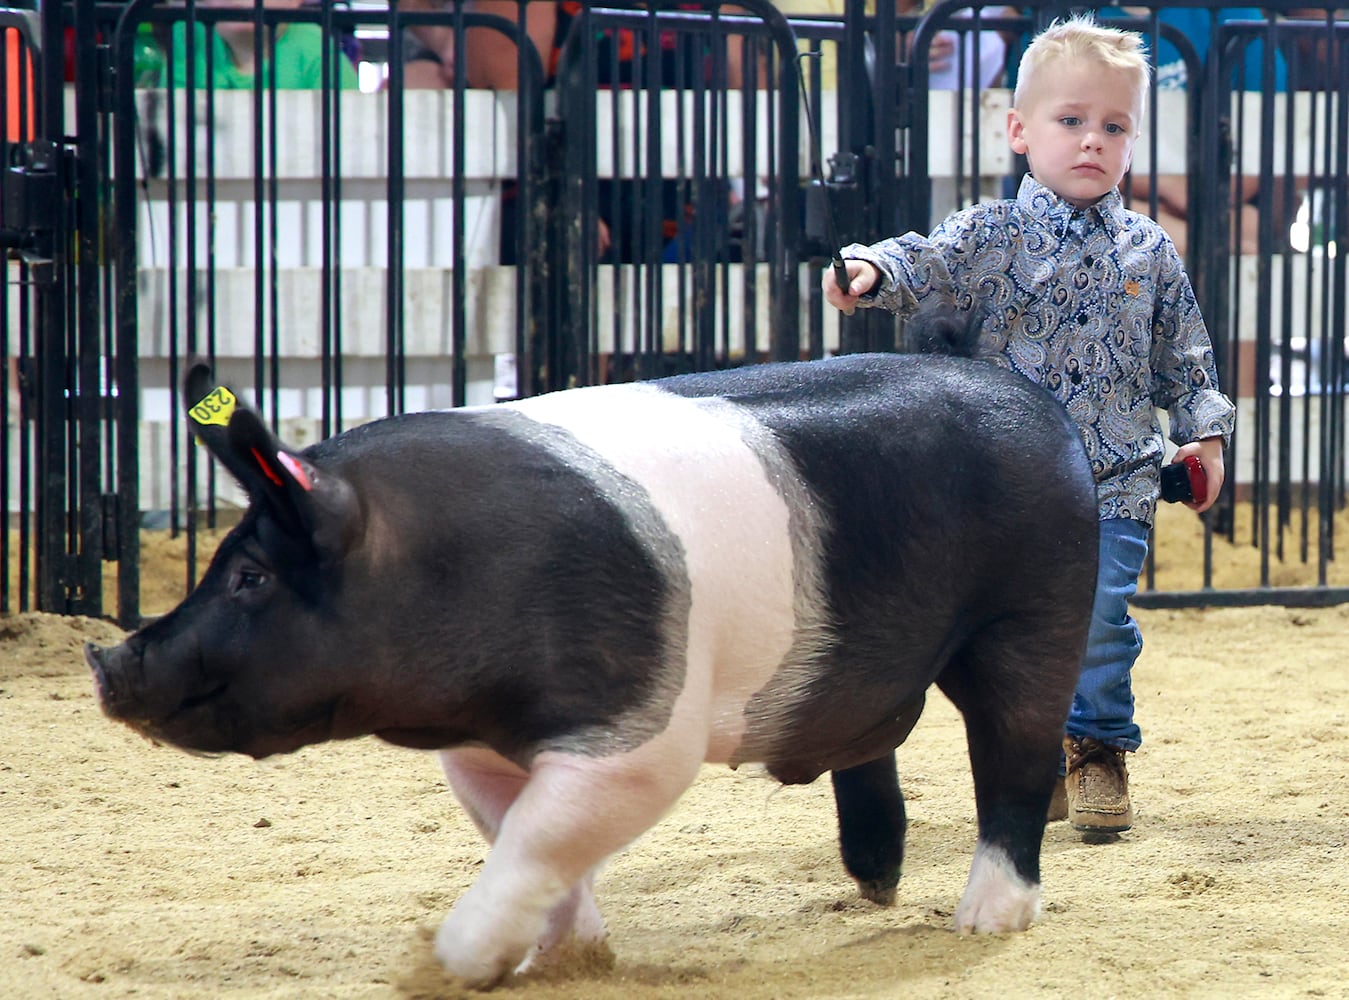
[{"xmin": 1065, "ymin": 737, "xmax": 1127, "ymax": 777}]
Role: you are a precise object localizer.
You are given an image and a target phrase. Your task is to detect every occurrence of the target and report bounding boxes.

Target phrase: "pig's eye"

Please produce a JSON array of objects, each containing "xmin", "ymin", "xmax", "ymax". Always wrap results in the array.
[{"xmin": 230, "ymin": 567, "xmax": 268, "ymax": 597}]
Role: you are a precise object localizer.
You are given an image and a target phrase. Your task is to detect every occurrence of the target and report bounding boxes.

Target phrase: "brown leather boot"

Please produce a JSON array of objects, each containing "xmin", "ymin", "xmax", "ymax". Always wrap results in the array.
[{"xmin": 1063, "ymin": 735, "xmax": 1132, "ymax": 834}]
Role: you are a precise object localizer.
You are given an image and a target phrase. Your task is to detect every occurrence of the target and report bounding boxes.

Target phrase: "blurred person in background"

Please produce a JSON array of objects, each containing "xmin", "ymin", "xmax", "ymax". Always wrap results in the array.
[
  {"xmin": 1106, "ymin": 6, "xmax": 1288, "ymax": 255},
  {"xmin": 162, "ymin": 0, "xmax": 360, "ymax": 90}
]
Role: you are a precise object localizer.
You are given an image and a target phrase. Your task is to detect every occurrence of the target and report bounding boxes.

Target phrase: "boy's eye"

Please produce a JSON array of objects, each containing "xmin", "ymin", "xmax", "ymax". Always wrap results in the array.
[
  {"xmin": 1105, "ymin": 123, "xmax": 1125, "ymax": 135},
  {"xmin": 1060, "ymin": 116, "xmax": 1081, "ymax": 127}
]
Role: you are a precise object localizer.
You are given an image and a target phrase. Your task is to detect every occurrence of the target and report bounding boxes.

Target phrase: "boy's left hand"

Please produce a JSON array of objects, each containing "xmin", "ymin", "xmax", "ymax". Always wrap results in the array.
[{"xmin": 1171, "ymin": 437, "xmax": 1225, "ymax": 513}]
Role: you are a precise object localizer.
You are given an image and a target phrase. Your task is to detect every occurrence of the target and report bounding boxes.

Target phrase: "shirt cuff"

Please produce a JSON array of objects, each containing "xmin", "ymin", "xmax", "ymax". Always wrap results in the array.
[
  {"xmin": 840, "ymin": 243, "xmax": 919, "ymax": 315},
  {"xmin": 1169, "ymin": 390, "xmax": 1237, "ymax": 450}
]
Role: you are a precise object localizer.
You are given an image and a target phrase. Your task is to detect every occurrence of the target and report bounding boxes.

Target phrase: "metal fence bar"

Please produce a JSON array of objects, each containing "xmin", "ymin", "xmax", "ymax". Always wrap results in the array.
[{"xmin": 9, "ymin": 0, "xmax": 1349, "ymax": 618}]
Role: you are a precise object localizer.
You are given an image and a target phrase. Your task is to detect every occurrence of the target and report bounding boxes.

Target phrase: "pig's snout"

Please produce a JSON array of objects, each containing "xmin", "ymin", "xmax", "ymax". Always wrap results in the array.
[
  {"xmin": 85, "ymin": 637, "xmax": 180, "ymax": 728},
  {"xmin": 85, "ymin": 640, "xmax": 136, "ymax": 720},
  {"xmin": 84, "ymin": 637, "xmax": 244, "ymax": 755}
]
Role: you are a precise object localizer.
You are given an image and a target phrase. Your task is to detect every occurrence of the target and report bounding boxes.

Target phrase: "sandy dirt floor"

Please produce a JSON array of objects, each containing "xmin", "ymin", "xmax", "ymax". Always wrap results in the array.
[{"xmin": 3, "ymin": 509, "xmax": 1349, "ymax": 999}]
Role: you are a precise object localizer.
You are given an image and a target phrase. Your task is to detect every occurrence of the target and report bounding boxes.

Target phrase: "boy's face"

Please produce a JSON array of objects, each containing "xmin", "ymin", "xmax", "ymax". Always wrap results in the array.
[{"xmin": 1007, "ymin": 60, "xmax": 1141, "ymax": 209}]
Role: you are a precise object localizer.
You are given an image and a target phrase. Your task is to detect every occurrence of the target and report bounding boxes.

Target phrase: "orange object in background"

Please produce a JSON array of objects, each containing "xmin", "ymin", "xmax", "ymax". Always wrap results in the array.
[{"xmin": 6, "ymin": 27, "xmax": 35, "ymax": 142}]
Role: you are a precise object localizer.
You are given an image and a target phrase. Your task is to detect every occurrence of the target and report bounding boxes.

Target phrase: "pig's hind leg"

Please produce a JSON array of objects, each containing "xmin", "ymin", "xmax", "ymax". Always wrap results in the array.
[
  {"xmin": 434, "ymin": 741, "xmax": 702, "ymax": 987},
  {"xmin": 438, "ymin": 746, "xmax": 529, "ymax": 843},
  {"xmin": 937, "ymin": 616, "xmax": 1079, "ymax": 934},
  {"xmin": 437, "ymin": 748, "xmax": 607, "ymax": 976}
]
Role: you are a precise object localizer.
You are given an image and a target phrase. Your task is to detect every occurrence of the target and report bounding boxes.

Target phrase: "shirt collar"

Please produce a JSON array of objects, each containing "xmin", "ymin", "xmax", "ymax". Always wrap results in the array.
[{"xmin": 1016, "ymin": 174, "xmax": 1129, "ymax": 241}]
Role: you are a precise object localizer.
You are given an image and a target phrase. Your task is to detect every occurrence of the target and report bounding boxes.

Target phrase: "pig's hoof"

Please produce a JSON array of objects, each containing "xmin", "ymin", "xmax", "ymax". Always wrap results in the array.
[
  {"xmin": 953, "ymin": 843, "xmax": 1040, "ymax": 934},
  {"xmin": 855, "ymin": 879, "xmax": 897, "ymax": 906},
  {"xmin": 953, "ymin": 890, "xmax": 1039, "ymax": 934},
  {"xmin": 433, "ymin": 923, "xmax": 517, "ymax": 991}
]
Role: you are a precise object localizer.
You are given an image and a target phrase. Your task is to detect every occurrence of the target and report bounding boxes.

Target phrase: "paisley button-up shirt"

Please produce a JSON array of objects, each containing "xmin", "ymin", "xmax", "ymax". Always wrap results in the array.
[{"xmin": 843, "ymin": 175, "xmax": 1236, "ymax": 525}]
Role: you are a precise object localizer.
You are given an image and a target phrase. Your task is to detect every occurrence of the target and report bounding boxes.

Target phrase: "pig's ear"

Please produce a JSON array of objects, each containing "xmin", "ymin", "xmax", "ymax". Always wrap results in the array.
[
  {"xmin": 183, "ymin": 362, "xmax": 270, "ymax": 492},
  {"xmin": 184, "ymin": 362, "xmax": 356, "ymax": 558},
  {"xmin": 221, "ymin": 408, "xmax": 359, "ymax": 560}
]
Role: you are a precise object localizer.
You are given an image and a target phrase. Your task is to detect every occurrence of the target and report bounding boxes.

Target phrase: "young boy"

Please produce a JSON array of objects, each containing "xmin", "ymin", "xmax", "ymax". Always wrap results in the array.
[{"xmin": 822, "ymin": 15, "xmax": 1236, "ymax": 837}]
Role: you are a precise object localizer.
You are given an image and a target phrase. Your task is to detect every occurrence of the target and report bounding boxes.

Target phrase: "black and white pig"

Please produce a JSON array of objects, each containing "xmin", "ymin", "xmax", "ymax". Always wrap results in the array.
[{"xmin": 86, "ymin": 348, "xmax": 1098, "ymax": 988}]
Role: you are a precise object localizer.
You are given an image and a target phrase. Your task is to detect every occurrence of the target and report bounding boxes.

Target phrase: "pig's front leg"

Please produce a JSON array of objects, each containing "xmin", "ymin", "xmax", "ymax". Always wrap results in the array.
[
  {"xmin": 518, "ymin": 870, "xmax": 606, "ymax": 974},
  {"xmin": 437, "ymin": 747, "xmax": 606, "ymax": 974},
  {"xmin": 434, "ymin": 741, "xmax": 703, "ymax": 988}
]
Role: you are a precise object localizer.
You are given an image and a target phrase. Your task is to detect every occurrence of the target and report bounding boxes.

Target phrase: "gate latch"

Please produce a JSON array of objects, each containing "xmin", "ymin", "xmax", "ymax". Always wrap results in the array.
[{"xmin": 1, "ymin": 139, "xmax": 60, "ymax": 284}]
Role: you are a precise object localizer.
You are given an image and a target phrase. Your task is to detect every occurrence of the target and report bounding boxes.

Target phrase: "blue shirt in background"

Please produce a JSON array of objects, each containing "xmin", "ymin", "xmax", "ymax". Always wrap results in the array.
[
  {"xmin": 1005, "ymin": 7, "xmax": 1288, "ymax": 93},
  {"xmin": 1101, "ymin": 7, "xmax": 1288, "ymax": 92}
]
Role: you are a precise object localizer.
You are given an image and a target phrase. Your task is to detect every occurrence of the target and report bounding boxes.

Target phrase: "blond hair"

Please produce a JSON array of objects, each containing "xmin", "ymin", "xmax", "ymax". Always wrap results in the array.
[{"xmin": 1013, "ymin": 14, "xmax": 1150, "ymax": 123}]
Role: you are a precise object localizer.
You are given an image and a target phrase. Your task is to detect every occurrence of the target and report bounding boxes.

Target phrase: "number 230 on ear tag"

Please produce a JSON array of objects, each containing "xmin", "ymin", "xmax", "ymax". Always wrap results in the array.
[{"xmin": 189, "ymin": 386, "xmax": 237, "ymax": 428}]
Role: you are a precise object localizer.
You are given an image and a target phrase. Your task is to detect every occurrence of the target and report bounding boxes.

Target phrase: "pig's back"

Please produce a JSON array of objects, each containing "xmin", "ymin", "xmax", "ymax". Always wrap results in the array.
[
  {"xmin": 658, "ymin": 353, "xmax": 1098, "ymax": 775},
  {"xmin": 505, "ymin": 354, "xmax": 1095, "ymax": 774}
]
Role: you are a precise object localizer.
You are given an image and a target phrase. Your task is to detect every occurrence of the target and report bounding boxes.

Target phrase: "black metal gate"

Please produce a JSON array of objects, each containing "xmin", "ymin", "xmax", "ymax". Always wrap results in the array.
[
  {"xmin": 4, "ymin": 0, "xmax": 808, "ymax": 626},
  {"xmin": 550, "ymin": 1, "xmax": 804, "ymax": 384},
  {"xmin": 1192, "ymin": 14, "xmax": 1349, "ymax": 604},
  {"xmin": 7, "ymin": 0, "xmax": 1349, "ymax": 622},
  {"xmin": 3, "ymin": 1, "xmax": 122, "ymax": 620}
]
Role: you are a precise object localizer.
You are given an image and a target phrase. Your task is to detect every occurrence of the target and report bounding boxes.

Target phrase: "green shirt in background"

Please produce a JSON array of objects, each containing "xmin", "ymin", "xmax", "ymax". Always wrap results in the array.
[{"xmin": 166, "ymin": 21, "xmax": 360, "ymax": 90}]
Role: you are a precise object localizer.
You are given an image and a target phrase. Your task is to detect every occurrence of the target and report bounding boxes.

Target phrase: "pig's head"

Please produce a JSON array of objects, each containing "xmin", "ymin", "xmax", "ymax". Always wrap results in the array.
[{"xmin": 86, "ymin": 361, "xmax": 369, "ymax": 758}]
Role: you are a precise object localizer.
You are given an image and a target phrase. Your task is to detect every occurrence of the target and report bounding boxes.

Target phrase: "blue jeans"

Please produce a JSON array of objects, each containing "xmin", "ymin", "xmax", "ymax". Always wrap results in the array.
[{"xmin": 1066, "ymin": 517, "xmax": 1150, "ymax": 752}]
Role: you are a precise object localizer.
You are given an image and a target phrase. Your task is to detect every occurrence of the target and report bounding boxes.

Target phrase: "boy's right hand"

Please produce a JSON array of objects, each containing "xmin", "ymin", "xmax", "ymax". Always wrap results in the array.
[{"xmin": 823, "ymin": 260, "xmax": 881, "ymax": 315}]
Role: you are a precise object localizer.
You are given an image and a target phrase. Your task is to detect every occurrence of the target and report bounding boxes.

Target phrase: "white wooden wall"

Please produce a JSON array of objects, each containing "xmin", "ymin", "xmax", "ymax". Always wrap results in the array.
[{"xmin": 5, "ymin": 88, "xmax": 1323, "ymax": 512}]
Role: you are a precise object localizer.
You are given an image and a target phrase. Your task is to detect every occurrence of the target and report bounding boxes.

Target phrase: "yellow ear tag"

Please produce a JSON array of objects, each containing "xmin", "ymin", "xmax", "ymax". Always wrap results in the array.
[{"xmin": 189, "ymin": 386, "xmax": 238, "ymax": 428}]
